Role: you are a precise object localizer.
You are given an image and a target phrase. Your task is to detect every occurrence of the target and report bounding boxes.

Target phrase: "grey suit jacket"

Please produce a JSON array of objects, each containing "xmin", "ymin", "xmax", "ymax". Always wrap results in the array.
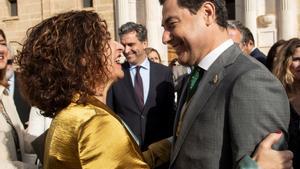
[{"xmin": 170, "ymin": 44, "xmax": 290, "ymax": 169}]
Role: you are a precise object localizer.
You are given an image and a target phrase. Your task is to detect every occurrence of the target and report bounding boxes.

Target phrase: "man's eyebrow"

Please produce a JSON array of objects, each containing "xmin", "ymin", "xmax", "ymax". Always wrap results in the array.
[
  {"xmin": 161, "ymin": 17, "xmax": 172, "ymax": 27},
  {"xmin": 0, "ymin": 40, "xmax": 6, "ymax": 45}
]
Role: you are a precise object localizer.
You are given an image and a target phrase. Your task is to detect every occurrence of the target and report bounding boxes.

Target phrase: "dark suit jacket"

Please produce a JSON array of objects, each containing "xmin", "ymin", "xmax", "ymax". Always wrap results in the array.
[
  {"xmin": 14, "ymin": 73, "xmax": 31, "ymax": 128},
  {"xmin": 250, "ymin": 48, "xmax": 266, "ymax": 65},
  {"xmin": 170, "ymin": 44, "xmax": 290, "ymax": 169},
  {"xmin": 107, "ymin": 60, "xmax": 175, "ymax": 150}
]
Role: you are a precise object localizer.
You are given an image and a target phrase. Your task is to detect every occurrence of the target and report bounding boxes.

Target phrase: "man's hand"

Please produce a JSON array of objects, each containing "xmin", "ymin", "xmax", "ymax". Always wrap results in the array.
[{"xmin": 253, "ymin": 132, "xmax": 293, "ymax": 169}]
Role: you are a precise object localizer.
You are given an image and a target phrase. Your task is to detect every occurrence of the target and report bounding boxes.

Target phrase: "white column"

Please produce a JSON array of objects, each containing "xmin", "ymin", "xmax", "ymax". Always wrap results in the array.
[
  {"xmin": 278, "ymin": 0, "xmax": 298, "ymax": 39},
  {"xmin": 235, "ymin": 0, "xmax": 244, "ymax": 23},
  {"xmin": 256, "ymin": 0, "xmax": 266, "ymax": 16},
  {"xmin": 145, "ymin": 0, "xmax": 168, "ymax": 65},
  {"xmin": 128, "ymin": 0, "xmax": 137, "ymax": 23},
  {"xmin": 115, "ymin": 0, "xmax": 138, "ymax": 40},
  {"xmin": 244, "ymin": 0, "xmax": 257, "ymax": 46},
  {"xmin": 116, "ymin": 0, "xmax": 130, "ymax": 28}
]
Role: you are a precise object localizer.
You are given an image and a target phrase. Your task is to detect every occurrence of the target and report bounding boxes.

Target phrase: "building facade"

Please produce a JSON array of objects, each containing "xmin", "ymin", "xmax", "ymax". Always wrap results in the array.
[
  {"xmin": 0, "ymin": 0, "xmax": 115, "ymax": 57},
  {"xmin": 1, "ymin": 0, "xmax": 300, "ymax": 64}
]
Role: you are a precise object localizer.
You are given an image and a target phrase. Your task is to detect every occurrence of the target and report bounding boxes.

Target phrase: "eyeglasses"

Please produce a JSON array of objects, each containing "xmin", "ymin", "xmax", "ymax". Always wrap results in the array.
[{"xmin": 7, "ymin": 59, "xmax": 14, "ymax": 65}]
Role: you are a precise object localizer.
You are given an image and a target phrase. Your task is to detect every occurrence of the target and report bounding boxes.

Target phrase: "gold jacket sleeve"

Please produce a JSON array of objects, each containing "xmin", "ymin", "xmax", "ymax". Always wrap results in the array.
[
  {"xmin": 78, "ymin": 114, "xmax": 149, "ymax": 169},
  {"xmin": 142, "ymin": 138, "xmax": 171, "ymax": 168},
  {"xmin": 43, "ymin": 97, "xmax": 149, "ymax": 169}
]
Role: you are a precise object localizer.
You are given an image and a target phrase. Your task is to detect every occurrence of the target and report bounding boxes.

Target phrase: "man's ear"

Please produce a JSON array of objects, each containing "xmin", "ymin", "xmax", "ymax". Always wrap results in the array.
[
  {"xmin": 200, "ymin": 1, "xmax": 216, "ymax": 27},
  {"xmin": 143, "ymin": 41, "xmax": 148, "ymax": 49},
  {"xmin": 248, "ymin": 40, "xmax": 254, "ymax": 46}
]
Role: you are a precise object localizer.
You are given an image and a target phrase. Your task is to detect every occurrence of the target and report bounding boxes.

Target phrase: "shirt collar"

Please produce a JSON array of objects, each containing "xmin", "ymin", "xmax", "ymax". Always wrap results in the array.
[
  {"xmin": 9, "ymin": 73, "xmax": 15, "ymax": 82},
  {"xmin": 129, "ymin": 57, "xmax": 150, "ymax": 70},
  {"xmin": 198, "ymin": 39, "xmax": 234, "ymax": 70},
  {"xmin": 0, "ymin": 85, "xmax": 9, "ymax": 99}
]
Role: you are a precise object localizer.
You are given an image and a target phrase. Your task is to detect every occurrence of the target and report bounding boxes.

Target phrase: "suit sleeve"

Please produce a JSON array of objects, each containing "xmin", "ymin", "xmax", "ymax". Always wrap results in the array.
[
  {"xmin": 165, "ymin": 69, "xmax": 176, "ymax": 134},
  {"xmin": 236, "ymin": 155, "xmax": 259, "ymax": 169},
  {"xmin": 106, "ymin": 88, "xmax": 114, "ymax": 110},
  {"xmin": 229, "ymin": 68, "xmax": 290, "ymax": 164},
  {"xmin": 77, "ymin": 114, "xmax": 149, "ymax": 169}
]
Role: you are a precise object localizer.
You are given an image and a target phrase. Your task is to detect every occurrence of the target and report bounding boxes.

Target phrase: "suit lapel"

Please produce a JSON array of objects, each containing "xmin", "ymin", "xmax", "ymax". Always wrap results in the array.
[
  {"xmin": 170, "ymin": 76, "xmax": 189, "ymax": 156},
  {"xmin": 172, "ymin": 76, "xmax": 189, "ymax": 140},
  {"xmin": 170, "ymin": 45, "xmax": 241, "ymax": 165}
]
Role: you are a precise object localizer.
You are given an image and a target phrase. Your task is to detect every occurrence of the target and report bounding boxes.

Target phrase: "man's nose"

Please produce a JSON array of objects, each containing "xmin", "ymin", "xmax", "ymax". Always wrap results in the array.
[
  {"xmin": 124, "ymin": 45, "xmax": 131, "ymax": 54},
  {"xmin": 162, "ymin": 30, "xmax": 171, "ymax": 45}
]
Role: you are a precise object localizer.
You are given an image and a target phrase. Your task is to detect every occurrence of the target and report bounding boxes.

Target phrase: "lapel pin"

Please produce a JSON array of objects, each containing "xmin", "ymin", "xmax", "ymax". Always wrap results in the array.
[{"xmin": 212, "ymin": 74, "xmax": 219, "ymax": 84}]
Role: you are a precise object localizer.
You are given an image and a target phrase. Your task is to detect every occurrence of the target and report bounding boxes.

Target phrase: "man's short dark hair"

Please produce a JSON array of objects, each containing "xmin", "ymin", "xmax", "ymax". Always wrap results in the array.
[
  {"xmin": 227, "ymin": 20, "xmax": 255, "ymax": 45},
  {"xmin": 240, "ymin": 26, "xmax": 255, "ymax": 45},
  {"xmin": 159, "ymin": 0, "xmax": 228, "ymax": 28},
  {"xmin": 118, "ymin": 22, "xmax": 147, "ymax": 42},
  {"xmin": 227, "ymin": 20, "xmax": 243, "ymax": 30}
]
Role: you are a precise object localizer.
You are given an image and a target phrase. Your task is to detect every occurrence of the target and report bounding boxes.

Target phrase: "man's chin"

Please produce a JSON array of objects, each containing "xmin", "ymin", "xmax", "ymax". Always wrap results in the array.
[{"xmin": 177, "ymin": 53, "xmax": 191, "ymax": 66}]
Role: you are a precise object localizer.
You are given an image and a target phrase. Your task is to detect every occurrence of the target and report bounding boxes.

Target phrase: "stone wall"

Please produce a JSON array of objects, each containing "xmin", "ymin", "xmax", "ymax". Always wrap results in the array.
[{"xmin": 0, "ymin": 0, "xmax": 115, "ymax": 53}]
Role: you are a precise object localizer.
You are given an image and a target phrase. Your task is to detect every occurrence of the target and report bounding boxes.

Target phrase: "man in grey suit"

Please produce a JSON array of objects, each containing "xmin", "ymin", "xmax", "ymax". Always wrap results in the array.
[{"xmin": 159, "ymin": 0, "xmax": 291, "ymax": 168}]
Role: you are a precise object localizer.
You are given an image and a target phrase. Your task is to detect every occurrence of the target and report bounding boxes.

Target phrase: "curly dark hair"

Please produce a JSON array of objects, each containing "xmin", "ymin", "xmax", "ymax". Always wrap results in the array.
[
  {"xmin": 159, "ymin": 0, "xmax": 228, "ymax": 28},
  {"xmin": 17, "ymin": 11, "xmax": 111, "ymax": 117}
]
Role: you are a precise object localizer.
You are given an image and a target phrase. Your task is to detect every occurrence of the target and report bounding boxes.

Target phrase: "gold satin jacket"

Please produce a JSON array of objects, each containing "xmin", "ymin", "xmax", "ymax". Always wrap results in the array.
[{"xmin": 43, "ymin": 96, "xmax": 149, "ymax": 169}]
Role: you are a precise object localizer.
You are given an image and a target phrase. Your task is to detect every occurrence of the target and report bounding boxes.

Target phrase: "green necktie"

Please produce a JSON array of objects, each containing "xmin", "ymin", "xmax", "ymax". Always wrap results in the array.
[
  {"xmin": 176, "ymin": 66, "xmax": 204, "ymax": 137},
  {"xmin": 186, "ymin": 66, "xmax": 204, "ymax": 101}
]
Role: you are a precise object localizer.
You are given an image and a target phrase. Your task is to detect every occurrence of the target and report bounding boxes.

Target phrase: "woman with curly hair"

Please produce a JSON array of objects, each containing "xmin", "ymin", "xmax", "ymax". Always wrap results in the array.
[
  {"xmin": 17, "ymin": 11, "xmax": 148, "ymax": 169},
  {"xmin": 272, "ymin": 37, "xmax": 300, "ymax": 168}
]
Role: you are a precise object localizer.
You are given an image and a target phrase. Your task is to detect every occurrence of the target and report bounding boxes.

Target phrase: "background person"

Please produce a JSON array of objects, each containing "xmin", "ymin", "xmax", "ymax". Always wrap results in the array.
[
  {"xmin": 107, "ymin": 22, "xmax": 175, "ymax": 154},
  {"xmin": 272, "ymin": 38, "xmax": 300, "ymax": 168},
  {"xmin": 5, "ymin": 46, "xmax": 31, "ymax": 128},
  {"xmin": 227, "ymin": 20, "xmax": 267, "ymax": 65},
  {"xmin": 145, "ymin": 47, "xmax": 162, "ymax": 64},
  {"xmin": 0, "ymin": 29, "xmax": 36, "ymax": 169}
]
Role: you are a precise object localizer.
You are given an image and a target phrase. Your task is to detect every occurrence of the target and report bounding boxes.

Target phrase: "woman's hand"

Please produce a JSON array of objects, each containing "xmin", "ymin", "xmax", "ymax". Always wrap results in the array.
[{"xmin": 253, "ymin": 132, "xmax": 293, "ymax": 169}]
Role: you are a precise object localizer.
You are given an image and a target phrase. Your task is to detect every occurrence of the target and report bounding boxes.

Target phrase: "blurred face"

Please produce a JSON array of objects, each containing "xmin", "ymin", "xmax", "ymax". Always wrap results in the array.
[
  {"xmin": 227, "ymin": 28, "xmax": 249, "ymax": 54},
  {"xmin": 0, "ymin": 35, "xmax": 8, "ymax": 70},
  {"xmin": 5, "ymin": 51, "xmax": 14, "ymax": 80},
  {"xmin": 162, "ymin": 0, "xmax": 209, "ymax": 66},
  {"xmin": 107, "ymin": 40, "xmax": 125, "ymax": 81},
  {"xmin": 120, "ymin": 31, "xmax": 147, "ymax": 65},
  {"xmin": 148, "ymin": 51, "xmax": 161, "ymax": 63},
  {"xmin": 290, "ymin": 47, "xmax": 300, "ymax": 81},
  {"xmin": 228, "ymin": 28, "xmax": 242, "ymax": 46}
]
